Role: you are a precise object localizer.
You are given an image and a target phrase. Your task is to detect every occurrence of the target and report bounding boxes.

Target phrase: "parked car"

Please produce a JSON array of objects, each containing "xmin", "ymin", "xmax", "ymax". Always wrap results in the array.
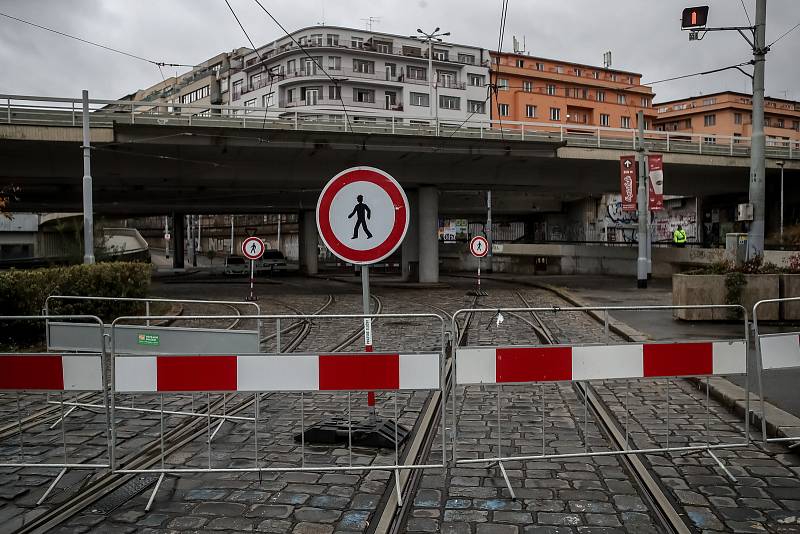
[
  {"xmin": 223, "ymin": 255, "xmax": 248, "ymax": 276},
  {"xmin": 255, "ymin": 250, "xmax": 288, "ymax": 275}
]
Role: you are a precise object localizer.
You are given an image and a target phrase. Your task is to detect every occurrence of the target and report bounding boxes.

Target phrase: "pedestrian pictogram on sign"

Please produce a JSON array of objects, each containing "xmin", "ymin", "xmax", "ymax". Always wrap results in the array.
[
  {"xmin": 470, "ymin": 236, "xmax": 489, "ymax": 258},
  {"xmin": 242, "ymin": 237, "xmax": 265, "ymax": 261},
  {"xmin": 316, "ymin": 166, "xmax": 409, "ymax": 265}
]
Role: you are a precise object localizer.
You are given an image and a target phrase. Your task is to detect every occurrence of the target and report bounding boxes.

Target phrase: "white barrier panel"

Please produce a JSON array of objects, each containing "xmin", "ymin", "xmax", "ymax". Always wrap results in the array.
[
  {"xmin": 757, "ymin": 333, "xmax": 800, "ymax": 370},
  {"xmin": 115, "ymin": 352, "xmax": 440, "ymax": 393}
]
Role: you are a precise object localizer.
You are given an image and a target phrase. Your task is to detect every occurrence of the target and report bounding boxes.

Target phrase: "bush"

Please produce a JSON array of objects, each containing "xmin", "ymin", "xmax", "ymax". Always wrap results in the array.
[
  {"xmin": 0, "ymin": 262, "xmax": 151, "ymax": 346},
  {"xmin": 688, "ymin": 255, "xmax": 782, "ymax": 275}
]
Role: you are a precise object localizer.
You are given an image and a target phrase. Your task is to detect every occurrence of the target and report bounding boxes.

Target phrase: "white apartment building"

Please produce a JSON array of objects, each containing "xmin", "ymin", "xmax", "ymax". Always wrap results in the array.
[{"xmin": 228, "ymin": 26, "xmax": 490, "ymax": 124}]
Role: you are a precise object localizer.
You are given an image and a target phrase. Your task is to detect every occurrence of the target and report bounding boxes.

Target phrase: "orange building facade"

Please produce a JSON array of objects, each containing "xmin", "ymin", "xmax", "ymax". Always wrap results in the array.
[
  {"xmin": 489, "ymin": 52, "xmax": 656, "ymax": 130},
  {"xmin": 654, "ymin": 91, "xmax": 800, "ymax": 147}
]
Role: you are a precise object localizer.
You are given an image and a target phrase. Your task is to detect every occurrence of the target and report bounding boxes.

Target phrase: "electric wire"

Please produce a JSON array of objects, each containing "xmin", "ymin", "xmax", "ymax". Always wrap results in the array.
[
  {"xmin": 493, "ymin": 0, "xmax": 510, "ymax": 140},
  {"xmin": 768, "ymin": 22, "xmax": 800, "ymax": 47},
  {"xmin": 740, "ymin": 0, "xmax": 753, "ymax": 28},
  {"xmin": 0, "ymin": 11, "xmax": 193, "ymax": 68}
]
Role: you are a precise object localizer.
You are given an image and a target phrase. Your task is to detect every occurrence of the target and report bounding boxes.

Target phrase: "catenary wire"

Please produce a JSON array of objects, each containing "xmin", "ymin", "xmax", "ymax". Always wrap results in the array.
[
  {"xmin": 768, "ymin": 22, "xmax": 800, "ymax": 47},
  {"xmin": 740, "ymin": 0, "xmax": 753, "ymax": 28}
]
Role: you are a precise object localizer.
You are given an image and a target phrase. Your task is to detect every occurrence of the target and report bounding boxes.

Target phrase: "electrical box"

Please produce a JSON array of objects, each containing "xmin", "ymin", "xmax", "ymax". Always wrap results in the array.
[
  {"xmin": 725, "ymin": 233, "xmax": 748, "ymax": 266},
  {"xmin": 736, "ymin": 203, "xmax": 754, "ymax": 222}
]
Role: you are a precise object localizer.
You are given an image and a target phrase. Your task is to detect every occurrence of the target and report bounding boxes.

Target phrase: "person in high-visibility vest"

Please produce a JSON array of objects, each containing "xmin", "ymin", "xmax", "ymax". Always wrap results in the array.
[{"xmin": 673, "ymin": 225, "xmax": 687, "ymax": 247}]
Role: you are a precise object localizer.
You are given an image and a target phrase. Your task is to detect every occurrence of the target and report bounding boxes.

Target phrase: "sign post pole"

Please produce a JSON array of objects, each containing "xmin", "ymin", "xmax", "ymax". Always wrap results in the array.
[
  {"xmin": 362, "ymin": 265, "xmax": 376, "ymax": 414},
  {"xmin": 248, "ymin": 259, "xmax": 256, "ymax": 302},
  {"xmin": 469, "ymin": 235, "xmax": 489, "ymax": 296},
  {"xmin": 241, "ymin": 236, "xmax": 265, "ymax": 302}
]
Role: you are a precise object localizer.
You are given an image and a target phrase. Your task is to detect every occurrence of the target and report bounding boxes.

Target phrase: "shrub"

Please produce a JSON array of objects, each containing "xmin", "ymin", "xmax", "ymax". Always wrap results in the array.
[{"xmin": 0, "ymin": 262, "xmax": 151, "ymax": 346}]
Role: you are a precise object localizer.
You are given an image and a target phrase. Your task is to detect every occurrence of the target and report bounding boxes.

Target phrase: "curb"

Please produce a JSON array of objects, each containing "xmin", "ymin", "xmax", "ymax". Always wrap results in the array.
[{"xmin": 492, "ymin": 275, "xmax": 800, "ymax": 446}]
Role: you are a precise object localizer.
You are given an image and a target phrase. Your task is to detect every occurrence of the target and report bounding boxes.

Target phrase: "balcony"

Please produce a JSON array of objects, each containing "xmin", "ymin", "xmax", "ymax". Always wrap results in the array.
[{"xmin": 278, "ymin": 95, "xmax": 404, "ymax": 112}]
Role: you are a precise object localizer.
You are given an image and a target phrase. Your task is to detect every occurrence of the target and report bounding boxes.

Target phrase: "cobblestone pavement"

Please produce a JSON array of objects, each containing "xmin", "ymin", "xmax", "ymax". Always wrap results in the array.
[{"xmin": 0, "ymin": 279, "xmax": 798, "ymax": 533}]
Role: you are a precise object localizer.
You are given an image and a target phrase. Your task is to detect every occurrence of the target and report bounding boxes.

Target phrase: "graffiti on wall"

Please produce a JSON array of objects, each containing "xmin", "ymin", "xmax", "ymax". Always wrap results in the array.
[{"xmin": 601, "ymin": 194, "xmax": 697, "ymax": 243}]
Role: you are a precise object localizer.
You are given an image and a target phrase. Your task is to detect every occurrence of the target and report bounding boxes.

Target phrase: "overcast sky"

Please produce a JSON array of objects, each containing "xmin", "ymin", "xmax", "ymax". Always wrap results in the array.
[{"xmin": 0, "ymin": 0, "xmax": 797, "ymax": 103}]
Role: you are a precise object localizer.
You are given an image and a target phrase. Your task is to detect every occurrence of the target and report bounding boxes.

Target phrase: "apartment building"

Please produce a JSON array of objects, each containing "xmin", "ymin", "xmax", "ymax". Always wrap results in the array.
[
  {"xmin": 115, "ymin": 48, "xmax": 251, "ymax": 115},
  {"xmin": 490, "ymin": 52, "xmax": 657, "ymax": 130},
  {"xmin": 228, "ymin": 26, "xmax": 490, "ymax": 123},
  {"xmin": 654, "ymin": 91, "xmax": 800, "ymax": 146}
]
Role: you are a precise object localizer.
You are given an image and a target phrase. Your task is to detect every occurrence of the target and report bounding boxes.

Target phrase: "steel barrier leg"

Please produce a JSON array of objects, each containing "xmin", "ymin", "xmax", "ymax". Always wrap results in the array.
[
  {"xmin": 708, "ymin": 450, "xmax": 737, "ymax": 482},
  {"xmin": 209, "ymin": 394, "xmax": 226, "ymax": 442},
  {"xmin": 50, "ymin": 405, "xmax": 77, "ymax": 429},
  {"xmin": 666, "ymin": 379, "xmax": 671, "ymax": 450},
  {"xmin": 394, "ymin": 392, "xmax": 403, "ymax": 507},
  {"xmin": 624, "ymin": 380, "xmax": 630, "ymax": 450},
  {"xmin": 36, "ymin": 467, "xmax": 67, "ymax": 505},
  {"xmin": 145, "ymin": 473, "xmax": 165, "ymax": 512},
  {"xmin": 16, "ymin": 394, "xmax": 24, "ymax": 460},
  {"xmin": 300, "ymin": 392, "xmax": 306, "ymax": 468},
  {"xmin": 496, "ymin": 386, "xmax": 516, "ymax": 500}
]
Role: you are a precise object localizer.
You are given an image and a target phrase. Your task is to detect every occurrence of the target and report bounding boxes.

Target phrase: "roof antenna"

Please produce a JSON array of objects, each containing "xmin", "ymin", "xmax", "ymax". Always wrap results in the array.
[
  {"xmin": 317, "ymin": 0, "xmax": 325, "ymax": 25},
  {"xmin": 361, "ymin": 16, "xmax": 381, "ymax": 31}
]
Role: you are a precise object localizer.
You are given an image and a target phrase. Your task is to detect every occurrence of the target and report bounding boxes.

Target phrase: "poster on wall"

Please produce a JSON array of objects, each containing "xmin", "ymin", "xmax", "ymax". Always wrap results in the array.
[
  {"xmin": 648, "ymin": 154, "xmax": 664, "ymax": 211},
  {"xmin": 619, "ymin": 155, "xmax": 637, "ymax": 211}
]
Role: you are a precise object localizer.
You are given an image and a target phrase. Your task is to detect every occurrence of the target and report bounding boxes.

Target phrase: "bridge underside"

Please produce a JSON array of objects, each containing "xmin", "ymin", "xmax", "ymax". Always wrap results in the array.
[{"xmin": 2, "ymin": 123, "xmax": 793, "ymax": 215}]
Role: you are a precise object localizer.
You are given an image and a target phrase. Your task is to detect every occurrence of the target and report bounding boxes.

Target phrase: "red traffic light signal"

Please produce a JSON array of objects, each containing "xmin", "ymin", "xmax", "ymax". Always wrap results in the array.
[{"xmin": 682, "ymin": 6, "xmax": 709, "ymax": 29}]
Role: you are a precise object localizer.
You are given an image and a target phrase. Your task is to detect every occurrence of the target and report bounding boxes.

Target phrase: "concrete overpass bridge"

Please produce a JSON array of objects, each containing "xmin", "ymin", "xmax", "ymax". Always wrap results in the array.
[{"xmin": 1, "ymin": 94, "xmax": 798, "ymax": 279}]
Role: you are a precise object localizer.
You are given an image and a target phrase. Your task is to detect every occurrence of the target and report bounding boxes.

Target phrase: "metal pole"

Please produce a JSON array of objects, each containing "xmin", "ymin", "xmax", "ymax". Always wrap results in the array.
[
  {"xmin": 636, "ymin": 110, "xmax": 647, "ymax": 288},
  {"xmin": 428, "ymin": 38, "xmax": 434, "ymax": 121},
  {"xmin": 230, "ymin": 215, "xmax": 234, "ymax": 255},
  {"xmin": 779, "ymin": 162, "xmax": 785, "ymax": 243},
  {"xmin": 747, "ymin": 0, "xmax": 768, "ymax": 256},
  {"xmin": 362, "ymin": 265, "xmax": 376, "ymax": 414},
  {"xmin": 81, "ymin": 90, "xmax": 95, "ymax": 264},
  {"xmin": 486, "ymin": 190, "xmax": 493, "ymax": 273},
  {"xmin": 277, "ymin": 214, "xmax": 282, "ymax": 252},
  {"xmin": 164, "ymin": 216, "xmax": 170, "ymax": 259},
  {"xmin": 248, "ymin": 260, "xmax": 255, "ymax": 301}
]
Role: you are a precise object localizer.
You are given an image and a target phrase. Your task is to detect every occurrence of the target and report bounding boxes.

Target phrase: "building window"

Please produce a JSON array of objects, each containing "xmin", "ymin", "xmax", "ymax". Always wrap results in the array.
[
  {"xmin": 617, "ymin": 94, "xmax": 626, "ymax": 104},
  {"xmin": 600, "ymin": 113, "xmax": 610, "ymax": 127},
  {"xmin": 515, "ymin": 59, "xmax": 524, "ymax": 68},
  {"xmin": 610, "ymin": 73, "xmax": 617, "ymax": 82},
  {"xmin": 555, "ymin": 66, "xmax": 564, "ymax": 74},
  {"xmin": 327, "ymin": 34, "xmax": 339, "ymax": 46},
  {"xmin": 525, "ymin": 105, "xmax": 536, "ymax": 118},
  {"xmin": 499, "ymin": 103, "xmax": 509, "ymax": 116},
  {"xmin": 641, "ymin": 97, "xmax": 650, "ymax": 107},
  {"xmin": 702, "ymin": 97, "xmax": 717, "ymax": 106},
  {"xmin": 593, "ymin": 71, "xmax": 599, "ymax": 79},
  {"xmin": 439, "ymin": 95, "xmax": 460, "ymax": 110},
  {"xmin": 458, "ymin": 53, "xmax": 475, "ymax": 64},
  {"xmin": 211, "ymin": 63, "xmax": 222, "ymax": 72},
  {"xmin": 373, "ymin": 41, "xmax": 391, "ymax": 53},
  {"xmin": 468, "ymin": 73, "xmax": 485, "ymax": 86},
  {"xmin": 522, "ymin": 81, "xmax": 533, "ymax": 92},
  {"xmin": 328, "ymin": 85, "xmax": 341, "ymax": 100},
  {"xmin": 468, "ymin": 100, "xmax": 485, "ymax": 113},
  {"xmin": 287, "ymin": 59, "xmax": 296, "ymax": 74},
  {"xmin": 410, "ymin": 92, "xmax": 429, "ymax": 107},
  {"xmin": 703, "ymin": 136, "xmax": 716, "ymax": 144},
  {"xmin": 353, "ymin": 88, "xmax": 375, "ymax": 103},
  {"xmin": 704, "ymin": 114, "xmax": 716, "ymax": 126},
  {"xmin": 298, "ymin": 36, "xmax": 307, "ymax": 46},
  {"xmin": 180, "ymin": 85, "xmax": 210, "ymax": 104},
  {"xmin": 408, "ymin": 66, "xmax": 426, "ymax": 80},
  {"xmin": 437, "ymin": 70, "xmax": 458, "ymax": 88},
  {"xmin": 596, "ymin": 90, "xmax": 605, "ymax": 102},
  {"xmin": 734, "ymin": 112, "xmax": 742, "ymax": 124},
  {"xmin": 328, "ymin": 56, "xmax": 341, "ymax": 70},
  {"xmin": 262, "ymin": 92, "xmax": 274, "ymax": 107},
  {"xmin": 574, "ymin": 68, "xmax": 581, "ymax": 76},
  {"xmin": 550, "ymin": 107, "xmax": 560, "ymax": 121},
  {"xmin": 351, "ymin": 36, "xmax": 364, "ymax": 48},
  {"xmin": 353, "ymin": 59, "xmax": 375, "ymax": 74},
  {"xmin": 536, "ymin": 62, "xmax": 544, "ymax": 71},
  {"xmin": 244, "ymin": 98, "xmax": 256, "ymax": 112},
  {"xmin": 286, "ymin": 89, "xmax": 294, "ymax": 102},
  {"xmin": 498, "ymin": 78, "xmax": 509, "ymax": 91},
  {"xmin": 777, "ymin": 118, "xmax": 784, "ymax": 128},
  {"xmin": 433, "ymin": 49, "xmax": 448, "ymax": 61},
  {"xmin": 793, "ymin": 120, "xmax": 799, "ymax": 131},
  {"xmin": 232, "ymin": 79, "xmax": 242, "ymax": 99},
  {"xmin": 546, "ymin": 84, "xmax": 557, "ymax": 96},
  {"xmin": 733, "ymin": 133, "xmax": 742, "ymax": 143},
  {"xmin": 310, "ymin": 34, "xmax": 323, "ymax": 46},
  {"xmin": 249, "ymin": 73, "xmax": 262, "ymax": 88},
  {"xmin": 685, "ymin": 118, "xmax": 692, "ymax": 128},
  {"xmin": 620, "ymin": 116, "xmax": 631, "ymax": 128}
]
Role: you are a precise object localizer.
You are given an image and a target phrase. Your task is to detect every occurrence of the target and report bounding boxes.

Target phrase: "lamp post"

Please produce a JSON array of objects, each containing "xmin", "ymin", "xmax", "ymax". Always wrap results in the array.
[{"xmin": 414, "ymin": 28, "xmax": 450, "ymax": 123}]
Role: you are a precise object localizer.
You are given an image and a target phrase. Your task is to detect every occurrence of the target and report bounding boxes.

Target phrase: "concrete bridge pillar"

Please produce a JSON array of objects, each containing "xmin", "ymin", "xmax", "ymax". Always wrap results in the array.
[
  {"xmin": 401, "ymin": 190, "xmax": 419, "ymax": 282},
  {"xmin": 418, "ymin": 186, "xmax": 439, "ymax": 284},
  {"xmin": 300, "ymin": 210, "xmax": 318, "ymax": 275},
  {"xmin": 171, "ymin": 212, "xmax": 185, "ymax": 269}
]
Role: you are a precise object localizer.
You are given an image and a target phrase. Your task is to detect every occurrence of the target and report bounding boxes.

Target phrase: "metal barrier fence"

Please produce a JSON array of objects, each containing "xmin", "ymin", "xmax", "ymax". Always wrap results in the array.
[
  {"xmin": 753, "ymin": 297, "xmax": 800, "ymax": 447},
  {"xmin": 44, "ymin": 295, "xmax": 262, "ymax": 353},
  {"xmin": 0, "ymin": 315, "xmax": 111, "ymax": 504},
  {"xmin": 109, "ymin": 312, "xmax": 446, "ymax": 509},
  {"xmin": 451, "ymin": 304, "xmax": 750, "ymax": 498}
]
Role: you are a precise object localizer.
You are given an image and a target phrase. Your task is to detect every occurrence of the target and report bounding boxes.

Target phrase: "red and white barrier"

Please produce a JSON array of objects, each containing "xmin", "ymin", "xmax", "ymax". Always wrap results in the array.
[
  {"xmin": 757, "ymin": 333, "xmax": 800, "ymax": 370},
  {"xmin": 0, "ymin": 354, "xmax": 103, "ymax": 391},
  {"xmin": 115, "ymin": 352, "xmax": 440, "ymax": 393},
  {"xmin": 456, "ymin": 341, "xmax": 746, "ymax": 385}
]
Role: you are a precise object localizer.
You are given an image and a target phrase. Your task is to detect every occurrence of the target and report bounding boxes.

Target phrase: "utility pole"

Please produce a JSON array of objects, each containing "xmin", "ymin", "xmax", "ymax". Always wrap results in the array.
[
  {"xmin": 636, "ymin": 110, "xmax": 648, "ymax": 289},
  {"xmin": 778, "ymin": 161, "xmax": 785, "ymax": 243},
  {"xmin": 747, "ymin": 0, "xmax": 768, "ymax": 256},
  {"xmin": 486, "ymin": 190, "xmax": 493, "ymax": 273},
  {"xmin": 81, "ymin": 90, "xmax": 95, "ymax": 264},
  {"xmin": 415, "ymin": 28, "xmax": 450, "ymax": 124}
]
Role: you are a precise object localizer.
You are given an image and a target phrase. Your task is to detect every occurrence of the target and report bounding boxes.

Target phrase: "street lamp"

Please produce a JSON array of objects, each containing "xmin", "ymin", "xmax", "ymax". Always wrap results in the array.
[
  {"xmin": 778, "ymin": 161, "xmax": 786, "ymax": 243},
  {"xmin": 414, "ymin": 27, "xmax": 450, "ymax": 121}
]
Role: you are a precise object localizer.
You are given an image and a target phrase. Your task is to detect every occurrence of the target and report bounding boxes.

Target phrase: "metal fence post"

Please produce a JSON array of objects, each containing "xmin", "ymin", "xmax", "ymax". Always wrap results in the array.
[
  {"xmin": 294, "ymin": 112, "xmax": 299, "ymax": 130},
  {"xmin": 6, "ymin": 98, "xmax": 10, "ymax": 124},
  {"xmin": 72, "ymin": 102, "xmax": 76, "ymax": 126},
  {"xmin": 131, "ymin": 104, "xmax": 135, "ymax": 125},
  {"xmin": 730, "ymin": 135, "xmax": 734, "ymax": 155},
  {"xmin": 391, "ymin": 117, "xmax": 395, "ymax": 134},
  {"xmin": 560, "ymin": 125, "xmax": 564, "ymax": 142},
  {"xmin": 699, "ymin": 135, "xmax": 703, "ymax": 155},
  {"xmin": 597, "ymin": 126, "xmax": 601, "ymax": 148},
  {"xmin": 521, "ymin": 124, "xmax": 525, "ymax": 141},
  {"xmin": 480, "ymin": 122, "xmax": 484, "ymax": 139},
  {"xmin": 666, "ymin": 132, "xmax": 670, "ymax": 152}
]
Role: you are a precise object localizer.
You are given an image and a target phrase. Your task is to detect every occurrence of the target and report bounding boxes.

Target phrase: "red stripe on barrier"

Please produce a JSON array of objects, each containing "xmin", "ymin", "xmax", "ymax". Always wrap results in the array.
[
  {"xmin": 319, "ymin": 354, "xmax": 399, "ymax": 390},
  {"xmin": 643, "ymin": 343, "xmax": 712, "ymax": 377},
  {"xmin": 156, "ymin": 356, "xmax": 237, "ymax": 391},
  {"xmin": 0, "ymin": 355, "xmax": 64, "ymax": 390},
  {"xmin": 496, "ymin": 347, "xmax": 572, "ymax": 383}
]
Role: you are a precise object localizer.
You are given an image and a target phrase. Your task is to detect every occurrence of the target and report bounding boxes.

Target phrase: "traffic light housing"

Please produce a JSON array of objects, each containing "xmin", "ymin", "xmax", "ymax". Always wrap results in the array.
[{"xmin": 682, "ymin": 6, "xmax": 709, "ymax": 29}]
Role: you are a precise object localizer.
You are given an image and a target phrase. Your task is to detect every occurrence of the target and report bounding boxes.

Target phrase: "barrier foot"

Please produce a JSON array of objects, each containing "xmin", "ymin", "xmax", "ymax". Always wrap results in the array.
[
  {"xmin": 36, "ymin": 467, "xmax": 67, "ymax": 505},
  {"xmin": 707, "ymin": 450, "xmax": 737, "ymax": 483},
  {"xmin": 394, "ymin": 470, "xmax": 403, "ymax": 507},
  {"xmin": 145, "ymin": 473, "xmax": 166, "ymax": 512},
  {"xmin": 209, "ymin": 419, "xmax": 225, "ymax": 442},
  {"xmin": 789, "ymin": 441, "xmax": 800, "ymax": 450},
  {"xmin": 498, "ymin": 461, "xmax": 517, "ymax": 501},
  {"xmin": 49, "ymin": 406, "xmax": 77, "ymax": 429}
]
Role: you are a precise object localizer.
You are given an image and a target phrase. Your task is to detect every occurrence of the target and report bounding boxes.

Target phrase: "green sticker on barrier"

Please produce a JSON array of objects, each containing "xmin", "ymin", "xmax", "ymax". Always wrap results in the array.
[{"xmin": 137, "ymin": 333, "xmax": 160, "ymax": 346}]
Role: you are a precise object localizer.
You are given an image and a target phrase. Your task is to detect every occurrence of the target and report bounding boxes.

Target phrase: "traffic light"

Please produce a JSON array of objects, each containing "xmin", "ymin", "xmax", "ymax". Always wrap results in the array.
[{"xmin": 681, "ymin": 6, "xmax": 709, "ymax": 29}]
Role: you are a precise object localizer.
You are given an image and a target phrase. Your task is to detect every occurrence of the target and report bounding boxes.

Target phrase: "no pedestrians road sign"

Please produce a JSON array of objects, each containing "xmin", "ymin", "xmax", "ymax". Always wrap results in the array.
[
  {"xmin": 470, "ymin": 236, "xmax": 489, "ymax": 258},
  {"xmin": 242, "ymin": 236, "xmax": 265, "ymax": 261},
  {"xmin": 316, "ymin": 166, "xmax": 409, "ymax": 265}
]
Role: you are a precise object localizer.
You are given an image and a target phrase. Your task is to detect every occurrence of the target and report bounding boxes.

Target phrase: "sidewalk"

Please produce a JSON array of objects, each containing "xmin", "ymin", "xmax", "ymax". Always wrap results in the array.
[{"xmin": 476, "ymin": 273, "xmax": 800, "ymax": 439}]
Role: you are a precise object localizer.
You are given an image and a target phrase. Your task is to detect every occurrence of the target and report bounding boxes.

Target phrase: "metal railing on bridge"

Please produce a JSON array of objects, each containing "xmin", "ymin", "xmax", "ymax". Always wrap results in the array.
[{"xmin": 2, "ymin": 94, "xmax": 797, "ymax": 160}]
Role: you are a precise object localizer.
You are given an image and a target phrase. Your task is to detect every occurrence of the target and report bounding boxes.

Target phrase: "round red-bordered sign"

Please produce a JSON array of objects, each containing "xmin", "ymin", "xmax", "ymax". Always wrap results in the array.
[
  {"xmin": 316, "ymin": 167, "xmax": 409, "ymax": 265},
  {"xmin": 470, "ymin": 236, "xmax": 489, "ymax": 258},
  {"xmin": 242, "ymin": 236, "xmax": 265, "ymax": 260}
]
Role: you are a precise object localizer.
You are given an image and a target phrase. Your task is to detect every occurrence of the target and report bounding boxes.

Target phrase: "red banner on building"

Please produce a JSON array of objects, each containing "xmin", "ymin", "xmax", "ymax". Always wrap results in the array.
[
  {"xmin": 647, "ymin": 154, "xmax": 664, "ymax": 211},
  {"xmin": 619, "ymin": 155, "xmax": 637, "ymax": 211}
]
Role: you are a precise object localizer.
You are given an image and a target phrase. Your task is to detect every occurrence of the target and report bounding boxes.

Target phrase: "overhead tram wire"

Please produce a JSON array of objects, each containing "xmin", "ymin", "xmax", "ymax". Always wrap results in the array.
[
  {"xmin": 740, "ymin": 0, "xmax": 753, "ymax": 28},
  {"xmin": 249, "ymin": 0, "xmax": 353, "ymax": 133},
  {"xmin": 493, "ymin": 0, "xmax": 510, "ymax": 141},
  {"xmin": 769, "ymin": 22, "xmax": 800, "ymax": 47}
]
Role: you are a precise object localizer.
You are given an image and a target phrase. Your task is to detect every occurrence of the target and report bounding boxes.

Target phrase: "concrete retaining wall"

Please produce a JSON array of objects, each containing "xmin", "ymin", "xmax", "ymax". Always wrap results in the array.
[{"xmin": 672, "ymin": 274, "xmax": 780, "ymax": 320}]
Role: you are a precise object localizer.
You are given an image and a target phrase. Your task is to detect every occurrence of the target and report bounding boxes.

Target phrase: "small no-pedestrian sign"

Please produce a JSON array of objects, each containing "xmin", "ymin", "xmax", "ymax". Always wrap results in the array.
[
  {"xmin": 316, "ymin": 166, "xmax": 409, "ymax": 265},
  {"xmin": 242, "ymin": 236, "xmax": 265, "ymax": 261},
  {"xmin": 470, "ymin": 236, "xmax": 489, "ymax": 258}
]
